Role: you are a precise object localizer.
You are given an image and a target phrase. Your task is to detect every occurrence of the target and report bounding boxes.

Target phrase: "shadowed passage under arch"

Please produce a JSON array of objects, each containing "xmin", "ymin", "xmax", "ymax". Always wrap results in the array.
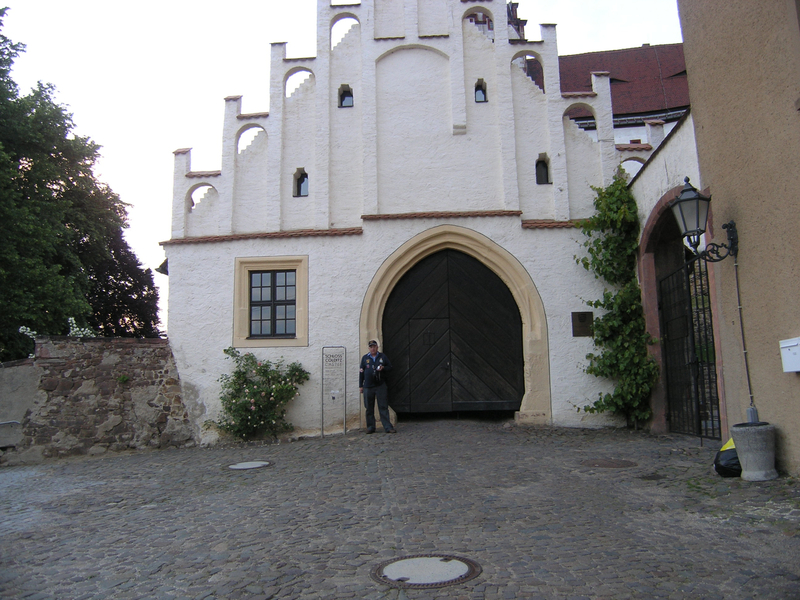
[{"xmin": 382, "ymin": 249, "xmax": 525, "ymax": 413}]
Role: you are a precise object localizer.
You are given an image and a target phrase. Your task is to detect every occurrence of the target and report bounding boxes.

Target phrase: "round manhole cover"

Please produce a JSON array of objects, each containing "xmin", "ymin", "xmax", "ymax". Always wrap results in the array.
[
  {"xmin": 581, "ymin": 459, "xmax": 637, "ymax": 468},
  {"xmin": 371, "ymin": 554, "xmax": 482, "ymax": 589},
  {"xmin": 228, "ymin": 461, "xmax": 271, "ymax": 470}
]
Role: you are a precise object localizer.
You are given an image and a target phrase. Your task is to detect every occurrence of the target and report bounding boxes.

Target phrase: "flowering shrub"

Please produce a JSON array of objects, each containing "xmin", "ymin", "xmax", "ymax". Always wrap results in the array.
[
  {"xmin": 19, "ymin": 317, "xmax": 96, "ymax": 340},
  {"xmin": 17, "ymin": 318, "xmax": 96, "ymax": 358},
  {"xmin": 67, "ymin": 317, "xmax": 97, "ymax": 338},
  {"xmin": 18, "ymin": 326, "xmax": 37, "ymax": 340},
  {"xmin": 215, "ymin": 347, "xmax": 310, "ymax": 440}
]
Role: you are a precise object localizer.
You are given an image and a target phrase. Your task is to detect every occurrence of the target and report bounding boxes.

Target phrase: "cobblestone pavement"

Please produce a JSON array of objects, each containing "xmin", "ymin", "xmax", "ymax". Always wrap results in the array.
[{"xmin": 2, "ymin": 417, "xmax": 800, "ymax": 599}]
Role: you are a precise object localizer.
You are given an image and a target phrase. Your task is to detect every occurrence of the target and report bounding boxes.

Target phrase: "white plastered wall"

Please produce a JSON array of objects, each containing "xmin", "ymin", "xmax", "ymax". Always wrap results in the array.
[
  {"xmin": 165, "ymin": 0, "xmax": 658, "ymax": 441},
  {"xmin": 631, "ymin": 113, "xmax": 700, "ymax": 228},
  {"xmin": 165, "ymin": 220, "xmax": 620, "ymax": 444},
  {"xmin": 329, "ymin": 21, "xmax": 364, "ymax": 228}
]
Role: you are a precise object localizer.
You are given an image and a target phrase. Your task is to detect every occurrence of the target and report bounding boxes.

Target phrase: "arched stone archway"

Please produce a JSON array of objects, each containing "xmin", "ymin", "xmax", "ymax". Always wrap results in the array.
[
  {"xmin": 359, "ymin": 225, "xmax": 550, "ymax": 424},
  {"xmin": 639, "ymin": 185, "xmax": 684, "ymax": 433},
  {"xmin": 639, "ymin": 184, "xmax": 726, "ymax": 438}
]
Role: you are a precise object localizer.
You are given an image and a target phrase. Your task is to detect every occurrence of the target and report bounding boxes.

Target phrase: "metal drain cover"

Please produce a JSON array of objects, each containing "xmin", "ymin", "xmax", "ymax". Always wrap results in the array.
[
  {"xmin": 581, "ymin": 458, "xmax": 637, "ymax": 468},
  {"xmin": 371, "ymin": 554, "xmax": 482, "ymax": 589},
  {"xmin": 228, "ymin": 461, "xmax": 271, "ymax": 470}
]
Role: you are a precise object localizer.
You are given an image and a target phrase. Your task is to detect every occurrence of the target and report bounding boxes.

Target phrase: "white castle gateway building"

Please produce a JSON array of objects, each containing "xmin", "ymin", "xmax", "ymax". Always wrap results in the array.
[{"xmin": 162, "ymin": 0, "xmax": 686, "ymax": 442}]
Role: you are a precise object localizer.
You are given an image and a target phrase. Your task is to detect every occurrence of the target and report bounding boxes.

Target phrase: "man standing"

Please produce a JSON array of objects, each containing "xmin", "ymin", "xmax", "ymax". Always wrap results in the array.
[{"xmin": 359, "ymin": 340, "xmax": 396, "ymax": 434}]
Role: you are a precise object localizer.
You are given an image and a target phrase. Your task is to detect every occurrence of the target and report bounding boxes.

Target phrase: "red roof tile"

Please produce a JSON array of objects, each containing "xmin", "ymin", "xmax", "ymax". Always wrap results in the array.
[
  {"xmin": 559, "ymin": 43, "xmax": 688, "ymax": 118},
  {"xmin": 521, "ymin": 220, "xmax": 579, "ymax": 229},
  {"xmin": 161, "ymin": 227, "xmax": 363, "ymax": 246},
  {"xmin": 615, "ymin": 143, "xmax": 653, "ymax": 151},
  {"xmin": 361, "ymin": 210, "xmax": 522, "ymax": 220}
]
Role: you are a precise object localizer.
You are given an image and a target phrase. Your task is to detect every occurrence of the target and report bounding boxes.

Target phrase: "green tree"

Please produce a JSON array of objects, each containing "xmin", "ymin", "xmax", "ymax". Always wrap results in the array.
[
  {"xmin": 85, "ymin": 229, "xmax": 161, "ymax": 338},
  {"xmin": 0, "ymin": 10, "xmax": 160, "ymax": 360},
  {"xmin": 576, "ymin": 171, "xmax": 659, "ymax": 425}
]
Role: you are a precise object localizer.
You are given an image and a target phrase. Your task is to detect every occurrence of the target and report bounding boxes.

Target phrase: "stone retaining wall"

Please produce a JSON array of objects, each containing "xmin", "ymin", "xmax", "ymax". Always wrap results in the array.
[{"xmin": 0, "ymin": 337, "xmax": 194, "ymax": 464}]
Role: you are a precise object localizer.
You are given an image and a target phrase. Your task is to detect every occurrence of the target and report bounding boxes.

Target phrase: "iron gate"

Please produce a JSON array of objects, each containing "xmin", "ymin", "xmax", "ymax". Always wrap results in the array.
[{"xmin": 658, "ymin": 256, "xmax": 722, "ymax": 439}]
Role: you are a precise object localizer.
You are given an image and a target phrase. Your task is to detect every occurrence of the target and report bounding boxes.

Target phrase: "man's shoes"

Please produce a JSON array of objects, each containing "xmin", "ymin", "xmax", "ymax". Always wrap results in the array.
[
  {"xmin": 385, "ymin": 428, "xmax": 397, "ymax": 434},
  {"xmin": 365, "ymin": 428, "xmax": 375, "ymax": 434}
]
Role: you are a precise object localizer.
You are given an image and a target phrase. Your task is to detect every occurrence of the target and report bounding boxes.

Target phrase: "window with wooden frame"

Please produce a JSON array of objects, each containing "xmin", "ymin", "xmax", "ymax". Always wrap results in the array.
[
  {"xmin": 249, "ymin": 270, "xmax": 296, "ymax": 338},
  {"xmin": 233, "ymin": 256, "xmax": 309, "ymax": 348}
]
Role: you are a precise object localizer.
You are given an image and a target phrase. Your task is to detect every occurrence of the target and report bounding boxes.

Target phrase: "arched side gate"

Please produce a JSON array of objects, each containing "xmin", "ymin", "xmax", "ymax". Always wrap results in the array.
[
  {"xmin": 658, "ymin": 256, "xmax": 721, "ymax": 439},
  {"xmin": 382, "ymin": 249, "xmax": 525, "ymax": 413}
]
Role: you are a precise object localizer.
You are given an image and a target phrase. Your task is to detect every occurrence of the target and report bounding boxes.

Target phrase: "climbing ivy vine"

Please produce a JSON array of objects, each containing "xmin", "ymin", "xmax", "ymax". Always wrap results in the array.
[{"xmin": 576, "ymin": 171, "xmax": 659, "ymax": 425}]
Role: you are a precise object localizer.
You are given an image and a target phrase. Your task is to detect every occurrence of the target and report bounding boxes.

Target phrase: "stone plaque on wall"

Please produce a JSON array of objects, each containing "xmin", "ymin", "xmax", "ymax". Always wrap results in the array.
[{"xmin": 572, "ymin": 312, "xmax": 594, "ymax": 337}]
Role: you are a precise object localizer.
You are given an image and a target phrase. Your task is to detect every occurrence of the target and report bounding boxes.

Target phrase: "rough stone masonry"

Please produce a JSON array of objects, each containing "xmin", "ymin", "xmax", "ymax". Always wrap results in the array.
[{"xmin": 0, "ymin": 336, "xmax": 194, "ymax": 465}]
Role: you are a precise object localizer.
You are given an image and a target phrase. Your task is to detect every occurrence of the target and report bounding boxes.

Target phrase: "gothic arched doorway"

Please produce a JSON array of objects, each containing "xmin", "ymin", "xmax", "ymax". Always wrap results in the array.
[{"xmin": 382, "ymin": 249, "xmax": 525, "ymax": 413}]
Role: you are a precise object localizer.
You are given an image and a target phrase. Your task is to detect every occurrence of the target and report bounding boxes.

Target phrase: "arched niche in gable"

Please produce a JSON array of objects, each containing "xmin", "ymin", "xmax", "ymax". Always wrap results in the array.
[
  {"xmin": 331, "ymin": 14, "xmax": 360, "ymax": 51},
  {"xmin": 375, "ymin": 45, "xmax": 466, "ymax": 214},
  {"xmin": 284, "ymin": 67, "xmax": 315, "ymax": 99},
  {"xmin": 233, "ymin": 124, "xmax": 269, "ymax": 235},
  {"xmin": 462, "ymin": 6, "xmax": 496, "ymax": 41},
  {"xmin": 621, "ymin": 156, "xmax": 646, "ymax": 180},
  {"xmin": 185, "ymin": 183, "xmax": 220, "ymax": 238},
  {"xmin": 236, "ymin": 124, "xmax": 267, "ymax": 156},
  {"xmin": 562, "ymin": 102, "xmax": 602, "ymax": 218},
  {"xmin": 511, "ymin": 49, "xmax": 545, "ymax": 93}
]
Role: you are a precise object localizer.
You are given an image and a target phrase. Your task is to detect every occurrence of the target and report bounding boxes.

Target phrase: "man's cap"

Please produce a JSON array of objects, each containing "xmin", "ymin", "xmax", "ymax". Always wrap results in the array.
[{"xmin": 368, "ymin": 340, "xmax": 378, "ymax": 346}]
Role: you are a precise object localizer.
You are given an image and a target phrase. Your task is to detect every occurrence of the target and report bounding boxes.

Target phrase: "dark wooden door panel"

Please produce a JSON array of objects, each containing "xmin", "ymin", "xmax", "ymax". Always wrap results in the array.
[
  {"xmin": 387, "ymin": 323, "xmax": 411, "ymax": 412},
  {"xmin": 450, "ymin": 332, "xmax": 522, "ymax": 407},
  {"xmin": 449, "ymin": 308, "xmax": 523, "ymax": 390},
  {"xmin": 383, "ymin": 249, "xmax": 524, "ymax": 413},
  {"xmin": 408, "ymin": 319, "xmax": 451, "ymax": 411}
]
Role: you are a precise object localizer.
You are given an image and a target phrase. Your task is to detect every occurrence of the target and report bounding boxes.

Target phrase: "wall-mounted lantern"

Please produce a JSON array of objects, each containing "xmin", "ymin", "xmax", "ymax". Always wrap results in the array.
[{"xmin": 669, "ymin": 177, "xmax": 738, "ymax": 262}]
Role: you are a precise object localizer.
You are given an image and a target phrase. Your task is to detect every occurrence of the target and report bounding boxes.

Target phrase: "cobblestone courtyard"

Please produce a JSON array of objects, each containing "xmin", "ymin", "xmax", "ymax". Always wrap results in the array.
[{"xmin": 2, "ymin": 418, "xmax": 799, "ymax": 599}]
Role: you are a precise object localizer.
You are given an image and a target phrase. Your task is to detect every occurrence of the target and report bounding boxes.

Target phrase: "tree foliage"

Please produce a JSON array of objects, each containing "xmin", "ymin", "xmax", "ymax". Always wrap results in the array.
[
  {"xmin": 0, "ymin": 10, "xmax": 160, "ymax": 361},
  {"xmin": 576, "ymin": 171, "xmax": 659, "ymax": 424}
]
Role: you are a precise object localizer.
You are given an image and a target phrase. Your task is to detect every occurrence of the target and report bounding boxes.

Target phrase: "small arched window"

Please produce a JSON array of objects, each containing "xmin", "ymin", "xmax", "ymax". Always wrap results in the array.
[
  {"xmin": 535, "ymin": 158, "xmax": 550, "ymax": 185},
  {"xmin": 339, "ymin": 84, "xmax": 354, "ymax": 107},
  {"xmin": 475, "ymin": 79, "xmax": 488, "ymax": 103},
  {"xmin": 294, "ymin": 169, "xmax": 309, "ymax": 197}
]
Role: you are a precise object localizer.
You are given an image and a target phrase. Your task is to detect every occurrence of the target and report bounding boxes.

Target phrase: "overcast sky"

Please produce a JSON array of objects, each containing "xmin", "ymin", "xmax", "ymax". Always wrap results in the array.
[{"xmin": 2, "ymin": 0, "xmax": 682, "ymax": 326}]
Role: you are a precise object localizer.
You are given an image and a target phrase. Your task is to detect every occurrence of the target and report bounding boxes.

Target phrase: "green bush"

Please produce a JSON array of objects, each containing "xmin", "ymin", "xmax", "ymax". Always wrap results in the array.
[
  {"xmin": 215, "ymin": 347, "xmax": 310, "ymax": 440},
  {"xmin": 576, "ymin": 171, "xmax": 659, "ymax": 425}
]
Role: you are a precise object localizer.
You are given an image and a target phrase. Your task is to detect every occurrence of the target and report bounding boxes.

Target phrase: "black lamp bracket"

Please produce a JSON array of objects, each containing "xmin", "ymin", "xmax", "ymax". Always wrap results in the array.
[{"xmin": 700, "ymin": 220, "xmax": 738, "ymax": 262}]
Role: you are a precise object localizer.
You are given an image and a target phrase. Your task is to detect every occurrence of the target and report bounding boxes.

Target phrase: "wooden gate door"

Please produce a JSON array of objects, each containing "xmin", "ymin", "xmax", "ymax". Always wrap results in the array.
[{"xmin": 382, "ymin": 250, "xmax": 524, "ymax": 413}]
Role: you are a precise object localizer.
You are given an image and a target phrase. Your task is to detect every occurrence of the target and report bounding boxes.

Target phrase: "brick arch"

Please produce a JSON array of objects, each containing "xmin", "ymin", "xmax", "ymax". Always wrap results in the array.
[
  {"xmin": 638, "ymin": 184, "xmax": 684, "ymax": 433},
  {"xmin": 359, "ymin": 225, "xmax": 551, "ymax": 424}
]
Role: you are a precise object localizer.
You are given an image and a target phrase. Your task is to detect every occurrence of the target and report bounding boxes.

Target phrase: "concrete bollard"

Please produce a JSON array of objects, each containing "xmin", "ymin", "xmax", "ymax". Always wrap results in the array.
[{"xmin": 730, "ymin": 422, "xmax": 778, "ymax": 481}]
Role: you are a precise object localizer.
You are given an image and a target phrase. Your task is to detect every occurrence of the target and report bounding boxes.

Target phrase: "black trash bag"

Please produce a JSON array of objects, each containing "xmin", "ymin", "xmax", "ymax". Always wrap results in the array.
[{"xmin": 714, "ymin": 439, "xmax": 741, "ymax": 477}]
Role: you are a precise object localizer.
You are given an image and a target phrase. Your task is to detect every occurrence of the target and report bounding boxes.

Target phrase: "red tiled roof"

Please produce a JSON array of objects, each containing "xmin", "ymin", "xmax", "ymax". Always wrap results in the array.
[
  {"xmin": 521, "ymin": 220, "xmax": 579, "ymax": 229},
  {"xmin": 185, "ymin": 170, "xmax": 222, "ymax": 178},
  {"xmin": 559, "ymin": 43, "xmax": 688, "ymax": 117},
  {"xmin": 361, "ymin": 210, "xmax": 522, "ymax": 220},
  {"xmin": 615, "ymin": 143, "xmax": 653, "ymax": 151},
  {"xmin": 161, "ymin": 227, "xmax": 363, "ymax": 246}
]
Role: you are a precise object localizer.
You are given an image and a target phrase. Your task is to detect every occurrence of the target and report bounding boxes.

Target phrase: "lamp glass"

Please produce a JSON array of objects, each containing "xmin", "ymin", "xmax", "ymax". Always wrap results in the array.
[{"xmin": 671, "ymin": 179, "xmax": 710, "ymax": 249}]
